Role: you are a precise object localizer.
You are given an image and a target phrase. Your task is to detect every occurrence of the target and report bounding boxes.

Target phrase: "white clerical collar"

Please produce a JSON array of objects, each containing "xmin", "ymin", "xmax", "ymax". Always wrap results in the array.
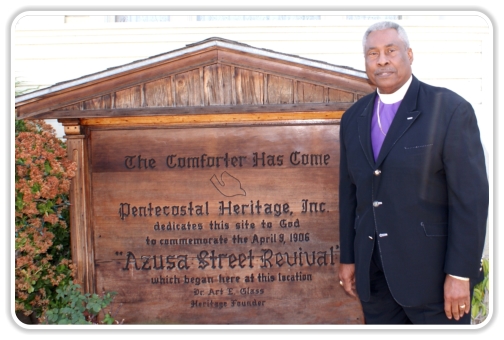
[{"xmin": 377, "ymin": 76, "xmax": 412, "ymax": 104}]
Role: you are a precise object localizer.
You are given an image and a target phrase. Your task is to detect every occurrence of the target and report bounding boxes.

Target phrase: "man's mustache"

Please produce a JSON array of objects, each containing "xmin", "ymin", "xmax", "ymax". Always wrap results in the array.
[{"xmin": 375, "ymin": 68, "xmax": 396, "ymax": 75}]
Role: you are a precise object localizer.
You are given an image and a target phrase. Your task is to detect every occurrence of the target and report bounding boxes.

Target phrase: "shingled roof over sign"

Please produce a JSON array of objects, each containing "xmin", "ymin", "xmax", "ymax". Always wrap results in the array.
[{"xmin": 15, "ymin": 37, "xmax": 374, "ymax": 120}]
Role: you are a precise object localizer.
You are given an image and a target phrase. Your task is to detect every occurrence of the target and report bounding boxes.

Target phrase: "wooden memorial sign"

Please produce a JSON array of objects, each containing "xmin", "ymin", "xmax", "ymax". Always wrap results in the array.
[
  {"xmin": 15, "ymin": 38, "xmax": 374, "ymax": 325},
  {"xmin": 91, "ymin": 122, "xmax": 350, "ymax": 324}
]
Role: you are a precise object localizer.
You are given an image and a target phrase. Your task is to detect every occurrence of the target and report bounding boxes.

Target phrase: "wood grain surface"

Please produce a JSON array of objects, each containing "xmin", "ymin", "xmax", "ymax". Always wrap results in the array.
[{"xmin": 88, "ymin": 123, "xmax": 364, "ymax": 324}]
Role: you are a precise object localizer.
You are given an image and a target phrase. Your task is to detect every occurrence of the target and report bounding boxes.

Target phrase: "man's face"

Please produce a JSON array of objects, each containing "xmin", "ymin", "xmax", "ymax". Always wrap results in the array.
[{"xmin": 364, "ymin": 28, "xmax": 413, "ymax": 94}]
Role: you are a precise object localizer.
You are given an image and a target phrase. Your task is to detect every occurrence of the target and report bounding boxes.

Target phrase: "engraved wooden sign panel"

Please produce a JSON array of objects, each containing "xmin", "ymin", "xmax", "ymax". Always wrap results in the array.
[{"xmin": 90, "ymin": 123, "xmax": 363, "ymax": 324}]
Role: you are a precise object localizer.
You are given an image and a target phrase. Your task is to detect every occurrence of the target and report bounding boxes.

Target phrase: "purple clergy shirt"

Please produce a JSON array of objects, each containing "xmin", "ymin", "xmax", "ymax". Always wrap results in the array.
[{"xmin": 371, "ymin": 96, "xmax": 402, "ymax": 161}]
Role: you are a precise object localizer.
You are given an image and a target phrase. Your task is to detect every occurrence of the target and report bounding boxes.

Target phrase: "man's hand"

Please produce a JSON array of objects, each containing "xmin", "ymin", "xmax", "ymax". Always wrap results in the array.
[
  {"xmin": 444, "ymin": 274, "xmax": 470, "ymax": 320},
  {"xmin": 338, "ymin": 263, "xmax": 357, "ymax": 298}
]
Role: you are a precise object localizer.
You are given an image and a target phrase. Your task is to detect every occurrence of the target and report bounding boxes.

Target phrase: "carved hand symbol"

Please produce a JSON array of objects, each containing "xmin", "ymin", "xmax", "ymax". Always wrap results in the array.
[{"xmin": 210, "ymin": 171, "xmax": 246, "ymax": 197}]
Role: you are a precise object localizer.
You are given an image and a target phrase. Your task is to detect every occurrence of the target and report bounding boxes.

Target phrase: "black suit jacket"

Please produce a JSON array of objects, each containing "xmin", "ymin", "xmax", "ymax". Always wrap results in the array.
[{"xmin": 339, "ymin": 75, "xmax": 488, "ymax": 306}]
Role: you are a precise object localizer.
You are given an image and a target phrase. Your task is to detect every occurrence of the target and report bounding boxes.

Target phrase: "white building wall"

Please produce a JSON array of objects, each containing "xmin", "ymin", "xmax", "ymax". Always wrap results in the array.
[{"xmin": 12, "ymin": 13, "xmax": 491, "ymax": 139}]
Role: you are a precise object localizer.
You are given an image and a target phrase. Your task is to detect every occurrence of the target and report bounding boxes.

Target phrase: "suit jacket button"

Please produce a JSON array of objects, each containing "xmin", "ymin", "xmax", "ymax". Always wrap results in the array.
[
  {"xmin": 368, "ymin": 236, "xmax": 374, "ymax": 240},
  {"xmin": 373, "ymin": 201, "xmax": 382, "ymax": 207},
  {"xmin": 374, "ymin": 169, "xmax": 382, "ymax": 176}
]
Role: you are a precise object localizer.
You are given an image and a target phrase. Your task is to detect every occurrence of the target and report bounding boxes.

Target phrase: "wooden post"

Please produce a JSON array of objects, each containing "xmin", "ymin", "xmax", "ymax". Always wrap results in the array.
[{"xmin": 60, "ymin": 119, "xmax": 95, "ymax": 293}]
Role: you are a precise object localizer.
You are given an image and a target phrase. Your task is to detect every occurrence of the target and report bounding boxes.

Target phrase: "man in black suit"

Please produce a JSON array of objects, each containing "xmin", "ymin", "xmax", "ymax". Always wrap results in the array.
[{"xmin": 338, "ymin": 21, "xmax": 488, "ymax": 324}]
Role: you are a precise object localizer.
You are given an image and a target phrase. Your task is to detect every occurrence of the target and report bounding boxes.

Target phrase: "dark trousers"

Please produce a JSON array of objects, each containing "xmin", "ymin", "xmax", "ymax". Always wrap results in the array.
[{"xmin": 360, "ymin": 239, "xmax": 472, "ymax": 324}]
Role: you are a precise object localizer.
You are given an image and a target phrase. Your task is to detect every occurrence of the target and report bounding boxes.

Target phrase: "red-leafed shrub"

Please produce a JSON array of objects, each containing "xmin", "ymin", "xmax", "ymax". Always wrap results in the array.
[{"xmin": 15, "ymin": 119, "xmax": 77, "ymax": 322}]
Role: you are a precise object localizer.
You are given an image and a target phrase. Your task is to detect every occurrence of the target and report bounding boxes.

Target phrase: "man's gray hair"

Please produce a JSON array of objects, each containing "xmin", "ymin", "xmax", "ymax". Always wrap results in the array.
[{"xmin": 362, "ymin": 21, "xmax": 410, "ymax": 52}]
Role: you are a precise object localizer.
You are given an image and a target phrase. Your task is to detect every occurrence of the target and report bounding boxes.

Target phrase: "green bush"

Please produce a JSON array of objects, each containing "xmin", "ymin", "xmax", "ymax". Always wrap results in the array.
[
  {"xmin": 471, "ymin": 257, "xmax": 490, "ymax": 324},
  {"xmin": 44, "ymin": 281, "xmax": 120, "ymax": 325}
]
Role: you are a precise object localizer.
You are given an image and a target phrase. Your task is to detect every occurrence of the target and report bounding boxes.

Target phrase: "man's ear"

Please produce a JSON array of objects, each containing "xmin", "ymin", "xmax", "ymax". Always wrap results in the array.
[{"xmin": 407, "ymin": 48, "xmax": 414, "ymax": 65}]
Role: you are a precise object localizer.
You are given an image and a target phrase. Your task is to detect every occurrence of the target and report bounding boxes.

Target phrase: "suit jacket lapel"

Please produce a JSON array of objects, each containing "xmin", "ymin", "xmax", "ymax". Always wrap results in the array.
[
  {"xmin": 375, "ymin": 76, "xmax": 422, "ymax": 167},
  {"xmin": 357, "ymin": 94, "xmax": 377, "ymax": 169}
]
